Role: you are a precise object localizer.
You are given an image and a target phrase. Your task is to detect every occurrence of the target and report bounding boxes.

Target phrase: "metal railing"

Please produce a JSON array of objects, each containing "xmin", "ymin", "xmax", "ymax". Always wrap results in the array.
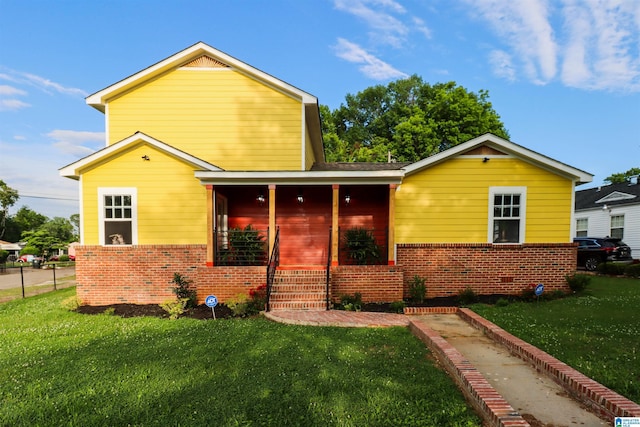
[
  {"xmin": 326, "ymin": 228, "xmax": 332, "ymax": 310},
  {"xmin": 214, "ymin": 226, "xmax": 268, "ymax": 266},
  {"xmin": 338, "ymin": 227, "xmax": 388, "ymax": 265},
  {"xmin": 265, "ymin": 228, "xmax": 280, "ymax": 312}
]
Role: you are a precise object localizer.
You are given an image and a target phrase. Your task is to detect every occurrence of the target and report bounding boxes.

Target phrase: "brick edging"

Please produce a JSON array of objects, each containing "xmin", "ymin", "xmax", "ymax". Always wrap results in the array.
[
  {"xmin": 409, "ymin": 319, "xmax": 529, "ymax": 427},
  {"xmin": 458, "ymin": 308, "xmax": 640, "ymax": 421}
]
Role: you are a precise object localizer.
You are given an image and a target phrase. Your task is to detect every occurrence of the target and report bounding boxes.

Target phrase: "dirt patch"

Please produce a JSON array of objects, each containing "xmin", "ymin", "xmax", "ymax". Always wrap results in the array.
[
  {"xmin": 76, "ymin": 303, "xmax": 235, "ymax": 319},
  {"xmin": 75, "ymin": 294, "xmax": 514, "ymax": 320}
]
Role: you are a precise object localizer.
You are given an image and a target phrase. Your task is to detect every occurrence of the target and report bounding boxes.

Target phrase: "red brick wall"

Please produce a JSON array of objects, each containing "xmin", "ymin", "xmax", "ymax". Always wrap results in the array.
[
  {"xmin": 330, "ymin": 265, "xmax": 403, "ymax": 303},
  {"xmin": 397, "ymin": 243, "xmax": 577, "ymax": 298},
  {"xmin": 75, "ymin": 245, "xmax": 264, "ymax": 305}
]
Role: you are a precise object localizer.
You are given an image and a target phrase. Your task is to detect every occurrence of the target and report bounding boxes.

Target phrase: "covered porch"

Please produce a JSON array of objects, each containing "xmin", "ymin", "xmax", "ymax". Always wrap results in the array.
[{"xmin": 205, "ymin": 183, "xmax": 398, "ymax": 267}]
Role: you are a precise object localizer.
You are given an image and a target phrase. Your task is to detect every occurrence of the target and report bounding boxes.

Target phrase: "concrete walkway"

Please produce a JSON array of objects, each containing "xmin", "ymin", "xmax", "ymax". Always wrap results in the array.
[{"xmin": 265, "ymin": 308, "xmax": 640, "ymax": 427}]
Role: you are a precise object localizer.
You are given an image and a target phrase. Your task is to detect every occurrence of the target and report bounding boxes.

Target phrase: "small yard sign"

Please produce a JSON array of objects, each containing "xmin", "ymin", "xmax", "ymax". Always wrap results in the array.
[
  {"xmin": 205, "ymin": 295, "xmax": 218, "ymax": 319},
  {"xmin": 534, "ymin": 284, "xmax": 544, "ymax": 296}
]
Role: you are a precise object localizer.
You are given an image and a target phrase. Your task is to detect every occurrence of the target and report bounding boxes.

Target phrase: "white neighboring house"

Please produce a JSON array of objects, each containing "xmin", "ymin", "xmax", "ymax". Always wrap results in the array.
[{"xmin": 574, "ymin": 177, "xmax": 640, "ymax": 257}]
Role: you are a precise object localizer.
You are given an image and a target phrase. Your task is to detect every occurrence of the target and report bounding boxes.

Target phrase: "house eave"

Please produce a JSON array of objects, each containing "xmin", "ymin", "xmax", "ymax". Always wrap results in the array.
[
  {"xmin": 195, "ymin": 170, "xmax": 404, "ymax": 186},
  {"xmin": 86, "ymin": 41, "xmax": 317, "ymax": 112},
  {"xmin": 404, "ymin": 133, "xmax": 593, "ymax": 184}
]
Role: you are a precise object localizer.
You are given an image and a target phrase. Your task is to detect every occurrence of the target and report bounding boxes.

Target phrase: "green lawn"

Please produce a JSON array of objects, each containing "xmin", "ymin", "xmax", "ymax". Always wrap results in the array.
[
  {"xmin": 471, "ymin": 275, "xmax": 640, "ymax": 403},
  {"xmin": 0, "ymin": 288, "xmax": 480, "ymax": 427}
]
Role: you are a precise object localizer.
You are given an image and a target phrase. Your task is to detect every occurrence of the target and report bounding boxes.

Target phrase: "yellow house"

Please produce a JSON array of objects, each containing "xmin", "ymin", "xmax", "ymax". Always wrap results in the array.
[{"xmin": 60, "ymin": 42, "xmax": 592, "ymax": 308}]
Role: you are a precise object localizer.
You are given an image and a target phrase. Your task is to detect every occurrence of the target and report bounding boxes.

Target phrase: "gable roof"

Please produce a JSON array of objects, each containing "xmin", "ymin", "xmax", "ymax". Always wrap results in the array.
[
  {"xmin": 575, "ymin": 179, "xmax": 640, "ymax": 210},
  {"xmin": 85, "ymin": 41, "xmax": 324, "ymax": 164},
  {"xmin": 86, "ymin": 41, "xmax": 318, "ymax": 110},
  {"xmin": 403, "ymin": 133, "xmax": 593, "ymax": 184},
  {"xmin": 59, "ymin": 132, "xmax": 222, "ymax": 179}
]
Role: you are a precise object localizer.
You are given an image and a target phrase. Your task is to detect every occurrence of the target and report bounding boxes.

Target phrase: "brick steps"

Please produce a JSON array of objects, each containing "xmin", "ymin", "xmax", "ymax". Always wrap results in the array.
[{"xmin": 269, "ymin": 268, "xmax": 328, "ymax": 311}]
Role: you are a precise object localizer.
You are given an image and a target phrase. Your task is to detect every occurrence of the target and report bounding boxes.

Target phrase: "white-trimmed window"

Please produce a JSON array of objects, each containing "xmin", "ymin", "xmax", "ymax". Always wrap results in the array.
[
  {"xmin": 610, "ymin": 215, "xmax": 624, "ymax": 239},
  {"xmin": 576, "ymin": 218, "xmax": 588, "ymax": 237},
  {"xmin": 98, "ymin": 188, "xmax": 137, "ymax": 245},
  {"xmin": 489, "ymin": 187, "xmax": 526, "ymax": 244}
]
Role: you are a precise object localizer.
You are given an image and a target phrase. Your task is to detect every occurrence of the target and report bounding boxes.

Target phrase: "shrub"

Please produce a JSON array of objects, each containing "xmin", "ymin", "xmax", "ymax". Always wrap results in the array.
[
  {"xmin": 624, "ymin": 263, "xmax": 640, "ymax": 278},
  {"xmin": 338, "ymin": 292, "xmax": 362, "ymax": 311},
  {"xmin": 61, "ymin": 296, "xmax": 80, "ymax": 311},
  {"xmin": 58, "ymin": 254, "xmax": 70, "ymax": 262},
  {"xmin": 596, "ymin": 262, "xmax": 627, "ymax": 276},
  {"xmin": 565, "ymin": 273, "xmax": 591, "ymax": 293},
  {"xmin": 495, "ymin": 298, "xmax": 509, "ymax": 307},
  {"xmin": 220, "ymin": 225, "xmax": 267, "ymax": 266},
  {"xmin": 342, "ymin": 228, "xmax": 381, "ymax": 265},
  {"xmin": 409, "ymin": 275, "xmax": 426, "ymax": 303},
  {"xmin": 226, "ymin": 294, "xmax": 250, "ymax": 317},
  {"xmin": 160, "ymin": 298, "xmax": 189, "ymax": 320},
  {"xmin": 0, "ymin": 250, "xmax": 8, "ymax": 263},
  {"xmin": 170, "ymin": 273, "xmax": 197, "ymax": 308},
  {"xmin": 390, "ymin": 300, "xmax": 406, "ymax": 313},
  {"xmin": 247, "ymin": 284, "xmax": 267, "ymax": 314},
  {"xmin": 457, "ymin": 287, "xmax": 478, "ymax": 305}
]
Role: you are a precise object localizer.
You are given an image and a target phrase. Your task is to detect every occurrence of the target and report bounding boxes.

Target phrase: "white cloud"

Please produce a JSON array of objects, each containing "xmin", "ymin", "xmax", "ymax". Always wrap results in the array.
[
  {"xmin": 489, "ymin": 50, "xmax": 516, "ymax": 81},
  {"xmin": 0, "ymin": 68, "xmax": 87, "ymax": 97},
  {"xmin": 47, "ymin": 130, "xmax": 105, "ymax": 156},
  {"xmin": 0, "ymin": 99, "xmax": 30, "ymax": 111},
  {"xmin": 464, "ymin": 0, "xmax": 640, "ymax": 92},
  {"xmin": 465, "ymin": 0, "xmax": 557, "ymax": 84},
  {"xmin": 334, "ymin": 0, "xmax": 409, "ymax": 47},
  {"xmin": 0, "ymin": 85, "xmax": 26, "ymax": 96},
  {"xmin": 334, "ymin": 38, "xmax": 408, "ymax": 80},
  {"xmin": 412, "ymin": 17, "xmax": 432, "ymax": 39}
]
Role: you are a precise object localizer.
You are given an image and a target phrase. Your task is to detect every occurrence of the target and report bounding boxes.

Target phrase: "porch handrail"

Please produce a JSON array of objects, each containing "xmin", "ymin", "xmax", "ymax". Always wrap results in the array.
[
  {"xmin": 326, "ymin": 227, "xmax": 332, "ymax": 310},
  {"xmin": 265, "ymin": 227, "xmax": 280, "ymax": 312}
]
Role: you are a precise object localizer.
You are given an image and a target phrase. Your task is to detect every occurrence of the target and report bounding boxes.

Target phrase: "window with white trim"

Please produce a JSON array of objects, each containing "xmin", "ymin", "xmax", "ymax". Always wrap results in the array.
[
  {"xmin": 576, "ymin": 218, "xmax": 588, "ymax": 237},
  {"xmin": 489, "ymin": 187, "xmax": 526, "ymax": 244},
  {"xmin": 610, "ymin": 215, "xmax": 624, "ymax": 239},
  {"xmin": 98, "ymin": 188, "xmax": 137, "ymax": 245}
]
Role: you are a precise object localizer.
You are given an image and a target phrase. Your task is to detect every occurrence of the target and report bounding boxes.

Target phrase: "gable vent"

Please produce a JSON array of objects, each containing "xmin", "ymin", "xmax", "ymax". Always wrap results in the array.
[{"xmin": 183, "ymin": 55, "xmax": 229, "ymax": 68}]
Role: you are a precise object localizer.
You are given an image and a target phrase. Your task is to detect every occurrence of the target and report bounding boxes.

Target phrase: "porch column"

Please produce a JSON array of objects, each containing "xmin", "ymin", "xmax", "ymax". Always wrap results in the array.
[
  {"xmin": 206, "ymin": 185, "xmax": 214, "ymax": 267},
  {"xmin": 388, "ymin": 184, "xmax": 397, "ymax": 266},
  {"xmin": 331, "ymin": 184, "xmax": 340, "ymax": 266},
  {"xmin": 268, "ymin": 184, "xmax": 276, "ymax": 254}
]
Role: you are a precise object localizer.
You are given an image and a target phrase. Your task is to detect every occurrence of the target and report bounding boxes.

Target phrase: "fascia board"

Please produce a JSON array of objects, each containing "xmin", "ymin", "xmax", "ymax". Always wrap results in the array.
[
  {"xmin": 87, "ymin": 42, "xmax": 317, "ymax": 110},
  {"xmin": 404, "ymin": 133, "xmax": 593, "ymax": 184},
  {"xmin": 194, "ymin": 170, "xmax": 404, "ymax": 185},
  {"xmin": 59, "ymin": 133, "xmax": 221, "ymax": 178}
]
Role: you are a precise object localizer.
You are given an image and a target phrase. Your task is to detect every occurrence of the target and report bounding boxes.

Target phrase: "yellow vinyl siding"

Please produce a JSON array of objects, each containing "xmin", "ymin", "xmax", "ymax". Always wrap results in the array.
[
  {"xmin": 304, "ymin": 125, "xmax": 315, "ymax": 170},
  {"xmin": 107, "ymin": 69, "xmax": 303, "ymax": 171},
  {"xmin": 80, "ymin": 144, "xmax": 206, "ymax": 245},
  {"xmin": 395, "ymin": 157, "xmax": 572, "ymax": 244}
]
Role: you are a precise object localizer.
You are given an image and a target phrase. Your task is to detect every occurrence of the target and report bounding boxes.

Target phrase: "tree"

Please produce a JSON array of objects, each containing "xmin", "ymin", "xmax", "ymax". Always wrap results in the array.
[
  {"xmin": 0, "ymin": 180, "xmax": 19, "ymax": 239},
  {"xmin": 321, "ymin": 75, "xmax": 509, "ymax": 163},
  {"xmin": 21, "ymin": 217, "xmax": 75, "ymax": 257},
  {"xmin": 605, "ymin": 167, "xmax": 640, "ymax": 184},
  {"xmin": 13, "ymin": 206, "xmax": 48, "ymax": 233}
]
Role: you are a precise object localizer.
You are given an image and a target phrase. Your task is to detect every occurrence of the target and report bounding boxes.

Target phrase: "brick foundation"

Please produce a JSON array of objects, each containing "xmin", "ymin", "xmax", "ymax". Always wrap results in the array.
[
  {"xmin": 330, "ymin": 265, "xmax": 403, "ymax": 303},
  {"xmin": 75, "ymin": 245, "xmax": 264, "ymax": 305},
  {"xmin": 75, "ymin": 243, "xmax": 577, "ymax": 306},
  {"xmin": 397, "ymin": 243, "xmax": 576, "ymax": 299}
]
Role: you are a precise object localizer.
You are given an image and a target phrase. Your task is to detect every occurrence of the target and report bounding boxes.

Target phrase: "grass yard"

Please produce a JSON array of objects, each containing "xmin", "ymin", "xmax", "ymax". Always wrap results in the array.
[
  {"xmin": 471, "ymin": 275, "xmax": 640, "ymax": 404},
  {"xmin": 0, "ymin": 288, "xmax": 481, "ymax": 426}
]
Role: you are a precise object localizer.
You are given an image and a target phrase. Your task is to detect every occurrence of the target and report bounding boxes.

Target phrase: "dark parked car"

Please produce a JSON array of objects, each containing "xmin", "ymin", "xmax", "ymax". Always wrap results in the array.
[{"xmin": 574, "ymin": 237, "xmax": 633, "ymax": 271}]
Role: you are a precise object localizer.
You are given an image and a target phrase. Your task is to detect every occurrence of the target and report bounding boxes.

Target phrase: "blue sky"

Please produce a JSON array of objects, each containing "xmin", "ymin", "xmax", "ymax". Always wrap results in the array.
[{"xmin": 1, "ymin": 0, "xmax": 639, "ymax": 221}]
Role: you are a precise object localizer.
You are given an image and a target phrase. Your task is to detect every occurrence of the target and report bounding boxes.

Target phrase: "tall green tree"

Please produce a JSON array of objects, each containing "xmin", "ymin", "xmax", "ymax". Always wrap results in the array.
[
  {"xmin": 321, "ymin": 76, "xmax": 509, "ymax": 163},
  {"xmin": 605, "ymin": 167, "xmax": 640, "ymax": 184},
  {"xmin": 21, "ymin": 217, "xmax": 74, "ymax": 257},
  {"xmin": 0, "ymin": 180, "xmax": 19, "ymax": 239}
]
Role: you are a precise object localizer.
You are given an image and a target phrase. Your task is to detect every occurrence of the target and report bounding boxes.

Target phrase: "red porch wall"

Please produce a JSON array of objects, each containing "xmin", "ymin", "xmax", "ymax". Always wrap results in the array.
[
  {"xmin": 75, "ymin": 245, "xmax": 264, "ymax": 306},
  {"xmin": 330, "ymin": 265, "xmax": 403, "ymax": 303},
  {"xmin": 397, "ymin": 243, "xmax": 577, "ymax": 298}
]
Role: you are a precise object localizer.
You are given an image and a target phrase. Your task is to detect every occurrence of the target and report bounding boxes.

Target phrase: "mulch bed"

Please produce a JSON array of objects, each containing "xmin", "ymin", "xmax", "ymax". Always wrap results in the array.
[{"xmin": 75, "ymin": 294, "xmax": 513, "ymax": 320}]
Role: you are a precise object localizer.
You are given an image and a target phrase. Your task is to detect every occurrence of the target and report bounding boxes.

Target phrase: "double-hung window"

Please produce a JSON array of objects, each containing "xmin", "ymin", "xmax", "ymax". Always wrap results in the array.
[
  {"xmin": 576, "ymin": 218, "xmax": 588, "ymax": 237},
  {"xmin": 489, "ymin": 187, "xmax": 526, "ymax": 244},
  {"xmin": 610, "ymin": 215, "xmax": 624, "ymax": 239},
  {"xmin": 99, "ymin": 188, "xmax": 137, "ymax": 245}
]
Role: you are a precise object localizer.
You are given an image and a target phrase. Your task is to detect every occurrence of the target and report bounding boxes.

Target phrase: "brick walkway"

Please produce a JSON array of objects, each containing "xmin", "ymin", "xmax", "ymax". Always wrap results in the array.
[{"xmin": 265, "ymin": 308, "xmax": 640, "ymax": 427}]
